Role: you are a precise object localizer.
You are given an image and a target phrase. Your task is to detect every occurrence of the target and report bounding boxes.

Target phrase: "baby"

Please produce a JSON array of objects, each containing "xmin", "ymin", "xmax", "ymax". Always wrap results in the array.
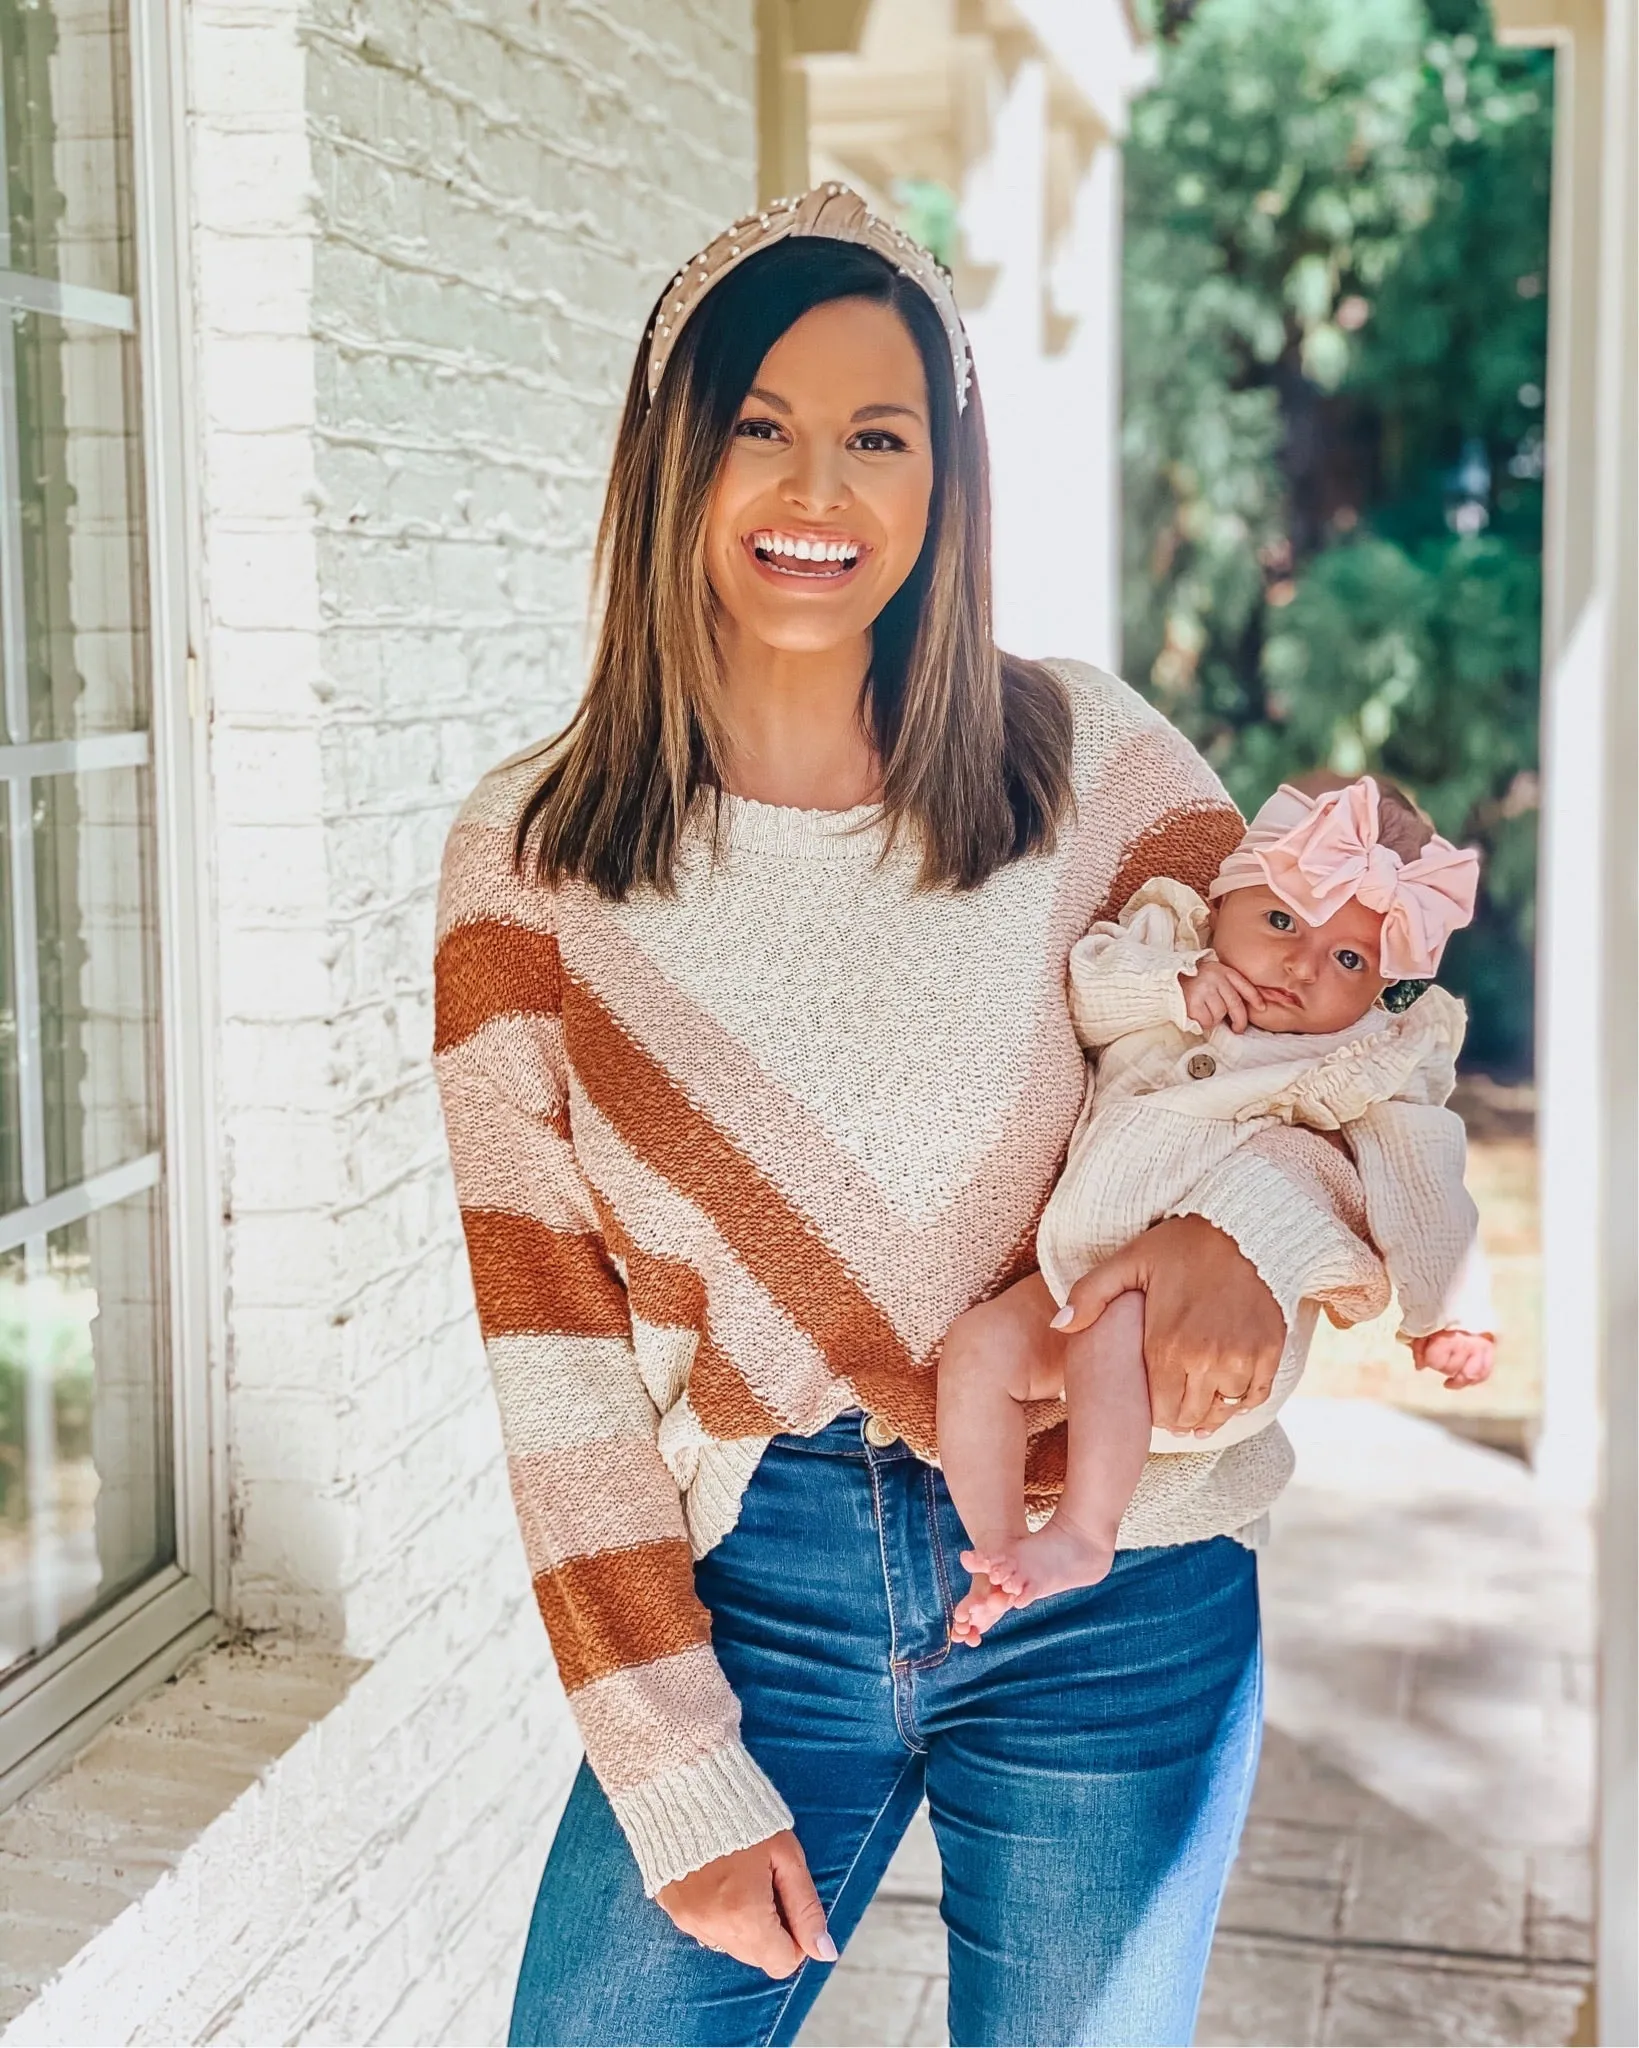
[{"xmin": 939, "ymin": 774, "xmax": 1497, "ymax": 1643}]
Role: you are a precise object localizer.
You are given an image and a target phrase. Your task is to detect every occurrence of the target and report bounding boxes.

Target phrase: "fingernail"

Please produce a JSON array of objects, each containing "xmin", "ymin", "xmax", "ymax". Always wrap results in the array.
[
  {"xmin": 1050, "ymin": 1306, "xmax": 1074, "ymax": 1330},
  {"xmin": 816, "ymin": 1933, "xmax": 838, "ymax": 1962}
]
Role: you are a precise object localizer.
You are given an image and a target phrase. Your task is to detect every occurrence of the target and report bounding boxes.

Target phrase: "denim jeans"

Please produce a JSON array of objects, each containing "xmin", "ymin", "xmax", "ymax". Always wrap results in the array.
[{"xmin": 510, "ymin": 1413, "xmax": 1262, "ymax": 2048}]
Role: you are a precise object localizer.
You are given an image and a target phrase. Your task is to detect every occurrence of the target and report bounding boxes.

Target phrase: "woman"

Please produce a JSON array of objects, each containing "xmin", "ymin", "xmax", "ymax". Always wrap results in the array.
[{"xmin": 434, "ymin": 187, "xmax": 1385, "ymax": 2047}]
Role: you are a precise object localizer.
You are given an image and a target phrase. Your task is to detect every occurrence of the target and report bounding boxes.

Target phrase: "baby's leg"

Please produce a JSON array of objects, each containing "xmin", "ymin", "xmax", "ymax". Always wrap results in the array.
[
  {"xmin": 990, "ymin": 1290, "xmax": 1150, "ymax": 1605},
  {"xmin": 937, "ymin": 1273, "xmax": 1059, "ymax": 1644}
]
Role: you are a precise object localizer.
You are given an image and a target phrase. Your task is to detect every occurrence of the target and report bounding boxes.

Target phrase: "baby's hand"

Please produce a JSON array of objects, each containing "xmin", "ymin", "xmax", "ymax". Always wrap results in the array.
[
  {"xmin": 1182, "ymin": 957, "xmax": 1262, "ymax": 1035},
  {"xmin": 1412, "ymin": 1328, "xmax": 1495, "ymax": 1389}
]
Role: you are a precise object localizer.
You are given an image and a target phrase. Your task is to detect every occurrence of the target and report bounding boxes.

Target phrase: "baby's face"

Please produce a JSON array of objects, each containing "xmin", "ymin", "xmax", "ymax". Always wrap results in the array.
[{"xmin": 1209, "ymin": 885, "xmax": 1392, "ymax": 1034}]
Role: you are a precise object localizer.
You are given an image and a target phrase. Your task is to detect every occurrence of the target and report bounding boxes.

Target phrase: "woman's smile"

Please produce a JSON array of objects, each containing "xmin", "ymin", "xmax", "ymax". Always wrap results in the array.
[{"xmin": 743, "ymin": 527, "xmax": 868, "ymax": 583}]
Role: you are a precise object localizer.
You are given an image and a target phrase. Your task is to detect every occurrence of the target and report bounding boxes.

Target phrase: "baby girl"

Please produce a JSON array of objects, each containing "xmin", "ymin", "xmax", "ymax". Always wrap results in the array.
[{"xmin": 939, "ymin": 775, "xmax": 1497, "ymax": 1642}]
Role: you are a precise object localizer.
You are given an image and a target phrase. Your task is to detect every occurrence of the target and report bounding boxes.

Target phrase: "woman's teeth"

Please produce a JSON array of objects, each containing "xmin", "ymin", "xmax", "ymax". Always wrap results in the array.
[{"xmin": 749, "ymin": 529, "xmax": 862, "ymax": 573}]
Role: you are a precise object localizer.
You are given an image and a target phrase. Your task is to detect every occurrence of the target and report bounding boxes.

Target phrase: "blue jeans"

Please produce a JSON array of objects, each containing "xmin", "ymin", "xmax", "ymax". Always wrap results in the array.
[{"xmin": 510, "ymin": 1414, "xmax": 1262, "ymax": 2047}]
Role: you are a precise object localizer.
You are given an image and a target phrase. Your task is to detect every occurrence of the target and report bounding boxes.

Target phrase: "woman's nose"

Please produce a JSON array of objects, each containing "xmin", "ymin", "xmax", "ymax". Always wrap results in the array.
[{"xmin": 782, "ymin": 442, "xmax": 849, "ymax": 515}]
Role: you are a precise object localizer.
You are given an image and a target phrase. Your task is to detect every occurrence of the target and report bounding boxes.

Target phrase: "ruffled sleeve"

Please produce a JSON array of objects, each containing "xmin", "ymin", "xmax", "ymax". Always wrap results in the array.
[{"xmin": 1066, "ymin": 877, "xmax": 1214, "ymax": 1049}]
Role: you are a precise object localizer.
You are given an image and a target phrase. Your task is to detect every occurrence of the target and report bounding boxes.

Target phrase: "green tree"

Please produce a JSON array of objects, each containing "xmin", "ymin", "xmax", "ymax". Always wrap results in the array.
[{"xmin": 1123, "ymin": 0, "xmax": 1552, "ymax": 1071}]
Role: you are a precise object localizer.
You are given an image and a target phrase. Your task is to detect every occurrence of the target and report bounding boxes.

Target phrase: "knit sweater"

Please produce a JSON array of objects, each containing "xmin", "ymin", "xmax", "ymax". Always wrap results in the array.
[{"xmin": 433, "ymin": 660, "xmax": 1385, "ymax": 1895}]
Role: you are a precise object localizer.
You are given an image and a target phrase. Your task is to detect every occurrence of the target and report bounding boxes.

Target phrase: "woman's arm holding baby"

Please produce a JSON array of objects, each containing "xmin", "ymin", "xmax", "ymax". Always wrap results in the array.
[{"xmin": 1053, "ymin": 1214, "xmax": 1288, "ymax": 1432}]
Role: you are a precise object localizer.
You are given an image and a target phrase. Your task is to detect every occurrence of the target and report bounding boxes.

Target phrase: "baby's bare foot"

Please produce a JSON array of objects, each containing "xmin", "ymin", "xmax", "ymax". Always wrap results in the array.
[
  {"xmin": 952, "ymin": 1550, "xmax": 1021, "ymax": 1644},
  {"xmin": 1000, "ymin": 1517, "xmax": 1116, "ymax": 1607},
  {"xmin": 952, "ymin": 1573, "xmax": 1016, "ymax": 1643}
]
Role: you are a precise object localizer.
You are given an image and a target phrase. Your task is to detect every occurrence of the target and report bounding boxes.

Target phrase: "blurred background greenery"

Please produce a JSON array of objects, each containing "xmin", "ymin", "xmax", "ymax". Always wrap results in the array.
[{"xmin": 1122, "ymin": 0, "xmax": 1552, "ymax": 1075}]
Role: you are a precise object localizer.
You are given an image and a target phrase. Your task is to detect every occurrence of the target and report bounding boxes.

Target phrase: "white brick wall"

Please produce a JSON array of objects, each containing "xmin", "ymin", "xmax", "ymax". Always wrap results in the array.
[{"xmin": 4, "ymin": 1, "xmax": 752, "ymax": 2039}]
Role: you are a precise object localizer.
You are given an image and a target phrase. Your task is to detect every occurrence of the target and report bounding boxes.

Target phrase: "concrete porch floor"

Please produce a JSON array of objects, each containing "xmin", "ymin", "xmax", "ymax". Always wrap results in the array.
[{"xmin": 798, "ymin": 1398, "xmax": 1595, "ymax": 2048}]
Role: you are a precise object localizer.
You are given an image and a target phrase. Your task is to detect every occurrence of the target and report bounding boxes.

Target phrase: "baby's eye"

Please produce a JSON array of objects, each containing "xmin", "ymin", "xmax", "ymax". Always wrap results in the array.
[
  {"xmin": 1335, "ymin": 948, "xmax": 1366, "ymax": 973},
  {"xmin": 1266, "ymin": 909, "xmax": 1295, "ymax": 932}
]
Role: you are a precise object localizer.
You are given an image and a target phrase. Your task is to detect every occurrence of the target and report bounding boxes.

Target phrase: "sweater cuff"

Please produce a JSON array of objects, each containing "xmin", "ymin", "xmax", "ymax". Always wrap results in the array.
[
  {"xmin": 1167, "ymin": 1147, "xmax": 1381, "ymax": 1331},
  {"xmin": 609, "ymin": 1739, "xmax": 796, "ymax": 1897}
]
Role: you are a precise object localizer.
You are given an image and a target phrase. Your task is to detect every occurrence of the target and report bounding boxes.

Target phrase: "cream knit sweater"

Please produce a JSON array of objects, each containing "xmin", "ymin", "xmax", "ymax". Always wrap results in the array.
[
  {"xmin": 434, "ymin": 661, "xmax": 1387, "ymax": 1895},
  {"xmin": 1038, "ymin": 877, "xmax": 1492, "ymax": 1456}
]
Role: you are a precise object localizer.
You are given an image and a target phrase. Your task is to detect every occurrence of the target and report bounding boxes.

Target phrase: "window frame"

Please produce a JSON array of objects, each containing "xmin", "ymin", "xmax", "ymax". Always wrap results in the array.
[{"xmin": 0, "ymin": 0, "xmax": 221, "ymax": 1809}]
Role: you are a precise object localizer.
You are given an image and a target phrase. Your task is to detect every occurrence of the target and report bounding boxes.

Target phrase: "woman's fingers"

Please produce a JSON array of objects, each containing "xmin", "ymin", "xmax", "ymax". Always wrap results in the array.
[
  {"xmin": 656, "ymin": 1832, "xmax": 816, "ymax": 1979},
  {"xmin": 1054, "ymin": 1249, "xmax": 1144, "ymax": 1334},
  {"xmin": 1173, "ymin": 1365, "xmax": 1237, "ymax": 1433},
  {"xmin": 770, "ymin": 1833, "xmax": 837, "ymax": 1964},
  {"xmin": 1138, "ymin": 1217, "xmax": 1284, "ymax": 1429}
]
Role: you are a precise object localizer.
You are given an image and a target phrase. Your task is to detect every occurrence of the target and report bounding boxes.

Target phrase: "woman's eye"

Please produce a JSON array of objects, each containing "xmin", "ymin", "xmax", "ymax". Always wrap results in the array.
[
  {"xmin": 1336, "ymin": 949, "xmax": 1364, "ymax": 972},
  {"xmin": 1267, "ymin": 909, "xmax": 1294, "ymax": 932},
  {"xmin": 735, "ymin": 417, "xmax": 785, "ymax": 442},
  {"xmin": 852, "ymin": 429, "xmax": 906, "ymax": 453}
]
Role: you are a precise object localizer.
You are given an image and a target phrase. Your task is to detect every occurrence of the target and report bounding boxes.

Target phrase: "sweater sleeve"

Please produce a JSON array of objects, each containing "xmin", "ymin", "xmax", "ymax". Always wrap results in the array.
[
  {"xmin": 1347, "ymin": 1101, "xmax": 1495, "ymax": 1339},
  {"xmin": 1066, "ymin": 878, "xmax": 1213, "ymax": 1049},
  {"xmin": 433, "ymin": 795, "xmax": 792, "ymax": 1896}
]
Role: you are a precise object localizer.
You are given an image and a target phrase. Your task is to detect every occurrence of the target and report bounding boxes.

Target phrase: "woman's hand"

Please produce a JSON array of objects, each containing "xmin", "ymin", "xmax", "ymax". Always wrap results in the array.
[
  {"xmin": 1053, "ymin": 1216, "xmax": 1285, "ymax": 1434},
  {"xmin": 655, "ymin": 1830, "xmax": 837, "ymax": 1979}
]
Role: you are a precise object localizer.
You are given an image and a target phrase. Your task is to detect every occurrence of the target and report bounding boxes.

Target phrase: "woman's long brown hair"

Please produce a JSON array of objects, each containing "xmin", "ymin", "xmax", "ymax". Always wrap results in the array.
[{"xmin": 516, "ymin": 237, "xmax": 1074, "ymax": 897}]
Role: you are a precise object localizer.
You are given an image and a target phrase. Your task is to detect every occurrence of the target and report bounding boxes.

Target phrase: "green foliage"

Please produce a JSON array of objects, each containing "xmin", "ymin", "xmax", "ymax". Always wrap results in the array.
[
  {"xmin": 1123, "ymin": 0, "xmax": 1552, "ymax": 1072},
  {"xmin": 0, "ymin": 1271, "xmax": 96, "ymax": 1524}
]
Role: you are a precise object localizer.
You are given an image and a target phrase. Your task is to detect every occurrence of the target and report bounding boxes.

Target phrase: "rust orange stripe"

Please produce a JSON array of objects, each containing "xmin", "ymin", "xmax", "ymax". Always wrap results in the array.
[
  {"xmin": 463, "ymin": 1207, "xmax": 629, "ymax": 1340},
  {"xmin": 603, "ymin": 1212, "xmax": 785, "ymax": 1438},
  {"xmin": 435, "ymin": 920, "xmax": 562, "ymax": 1053},
  {"xmin": 1099, "ymin": 802, "xmax": 1242, "ymax": 924},
  {"xmin": 534, "ymin": 1539, "xmax": 711, "ymax": 1693},
  {"xmin": 563, "ymin": 972, "xmax": 919, "ymax": 1413}
]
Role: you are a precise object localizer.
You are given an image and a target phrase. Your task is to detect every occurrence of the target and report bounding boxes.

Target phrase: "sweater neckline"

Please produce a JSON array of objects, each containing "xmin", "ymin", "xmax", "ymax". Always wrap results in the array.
[{"xmin": 705, "ymin": 790, "xmax": 891, "ymax": 858}]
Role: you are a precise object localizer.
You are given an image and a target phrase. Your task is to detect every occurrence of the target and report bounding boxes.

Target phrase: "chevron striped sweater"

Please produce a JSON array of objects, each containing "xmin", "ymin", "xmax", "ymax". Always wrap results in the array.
[{"xmin": 433, "ymin": 662, "xmax": 1386, "ymax": 1894}]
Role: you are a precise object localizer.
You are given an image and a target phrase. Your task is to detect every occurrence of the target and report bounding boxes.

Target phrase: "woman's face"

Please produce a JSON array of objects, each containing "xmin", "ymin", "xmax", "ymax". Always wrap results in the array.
[{"xmin": 703, "ymin": 296, "xmax": 935, "ymax": 658}]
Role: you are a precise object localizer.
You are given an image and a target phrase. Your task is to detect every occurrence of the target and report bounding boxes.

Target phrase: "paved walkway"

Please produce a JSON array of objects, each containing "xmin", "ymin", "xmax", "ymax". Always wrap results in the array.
[{"xmin": 799, "ymin": 1398, "xmax": 1594, "ymax": 2048}]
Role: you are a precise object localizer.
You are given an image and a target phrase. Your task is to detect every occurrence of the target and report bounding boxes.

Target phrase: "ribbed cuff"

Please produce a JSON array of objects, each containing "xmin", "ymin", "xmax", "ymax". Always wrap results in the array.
[
  {"xmin": 610, "ymin": 1740, "xmax": 796, "ymax": 1897},
  {"xmin": 1168, "ymin": 1148, "xmax": 1356, "ymax": 1329}
]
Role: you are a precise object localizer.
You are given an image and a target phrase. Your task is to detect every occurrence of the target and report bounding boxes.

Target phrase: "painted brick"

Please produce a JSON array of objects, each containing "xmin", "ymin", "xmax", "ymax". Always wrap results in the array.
[{"xmin": 6, "ymin": 4, "xmax": 751, "ymax": 2034}]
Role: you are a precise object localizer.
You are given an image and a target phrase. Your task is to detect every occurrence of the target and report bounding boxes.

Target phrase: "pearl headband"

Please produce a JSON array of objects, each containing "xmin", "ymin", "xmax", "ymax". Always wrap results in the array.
[{"xmin": 646, "ymin": 183, "xmax": 973, "ymax": 413}]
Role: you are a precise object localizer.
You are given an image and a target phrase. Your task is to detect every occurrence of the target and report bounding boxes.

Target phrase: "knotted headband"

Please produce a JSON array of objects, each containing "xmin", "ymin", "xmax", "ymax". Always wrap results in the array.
[
  {"xmin": 645, "ymin": 183, "xmax": 972, "ymax": 413},
  {"xmin": 1209, "ymin": 779, "xmax": 1481, "ymax": 980}
]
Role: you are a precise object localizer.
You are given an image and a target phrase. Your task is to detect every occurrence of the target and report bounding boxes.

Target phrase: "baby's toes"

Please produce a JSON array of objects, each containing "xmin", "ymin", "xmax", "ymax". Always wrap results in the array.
[{"xmin": 986, "ymin": 1555, "xmax": 1024, "ymax": 1595}]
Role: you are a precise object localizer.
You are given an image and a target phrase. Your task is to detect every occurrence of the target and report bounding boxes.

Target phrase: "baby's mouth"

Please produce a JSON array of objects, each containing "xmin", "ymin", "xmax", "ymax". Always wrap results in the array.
[{"xmin": 746, "ymin": 528, "xmax": 866, "ymax": 580}]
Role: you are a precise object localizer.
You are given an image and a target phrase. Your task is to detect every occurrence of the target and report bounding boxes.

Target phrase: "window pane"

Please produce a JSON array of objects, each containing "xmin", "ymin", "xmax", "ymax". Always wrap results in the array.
[
  {"xmin": 0, "ymin": 0, "xmax": 134, "ymax": 297},
  {"xmin": 11, "ymin": 309, "xmax": 148, "ymax": 739},
  {"xmin": 0, "ymin": 796, "xmax": 21, "ymax": 1215},
  {"xmin": 34, "ymin": 763, "xmax": 159, "ymax": 1195},
  {"xmin": 0, "ymin": 1186, "xmax": 169, "ymax": 1677}
]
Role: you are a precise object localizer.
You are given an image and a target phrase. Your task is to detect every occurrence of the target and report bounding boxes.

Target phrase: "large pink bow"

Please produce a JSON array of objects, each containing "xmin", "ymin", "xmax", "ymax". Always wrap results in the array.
[{"xmin": 1211, "ymin": 780, "xmax": 1480, "ymax": 980}]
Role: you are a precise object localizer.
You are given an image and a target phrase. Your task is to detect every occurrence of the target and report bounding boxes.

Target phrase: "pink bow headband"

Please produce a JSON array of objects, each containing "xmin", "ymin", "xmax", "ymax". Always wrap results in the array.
[{"xmin": 1209, "ymin": 780, "xmax": 1480, "ymax": 980}]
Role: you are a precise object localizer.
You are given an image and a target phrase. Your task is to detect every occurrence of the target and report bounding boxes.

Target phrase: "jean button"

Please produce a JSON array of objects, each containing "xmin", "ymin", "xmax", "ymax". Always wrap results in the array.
[{"xmin": 863, "ymin": 1415, "xmax": 898, "ymax": 1449}]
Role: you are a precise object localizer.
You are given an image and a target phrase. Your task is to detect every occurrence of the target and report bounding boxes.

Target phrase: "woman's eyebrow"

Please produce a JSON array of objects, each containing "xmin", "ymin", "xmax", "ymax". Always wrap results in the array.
[
  {"xmin": 852, "ymin": 402, "xmax": 924, "ymax": 424},
  {"xmin": 745, "ymin": 384, "xmax": 792, "ymax": 414}
]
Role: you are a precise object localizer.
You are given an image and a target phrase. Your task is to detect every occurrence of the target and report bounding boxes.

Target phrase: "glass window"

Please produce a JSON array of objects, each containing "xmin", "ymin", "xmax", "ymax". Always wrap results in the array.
[{"xmin": 0, "ymin": 0, "xmax": 171, "ymax": 1691}]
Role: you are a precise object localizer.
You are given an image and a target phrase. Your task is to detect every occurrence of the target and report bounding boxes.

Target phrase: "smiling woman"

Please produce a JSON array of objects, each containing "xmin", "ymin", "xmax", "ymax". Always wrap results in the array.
[
  {"xmin": 513, "ymin": 219, "xmax": 1072, "ymax": 895},
  {"xmin": 435, "ymin": 186, "xmax": 1394, "ymax": 2048}
]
